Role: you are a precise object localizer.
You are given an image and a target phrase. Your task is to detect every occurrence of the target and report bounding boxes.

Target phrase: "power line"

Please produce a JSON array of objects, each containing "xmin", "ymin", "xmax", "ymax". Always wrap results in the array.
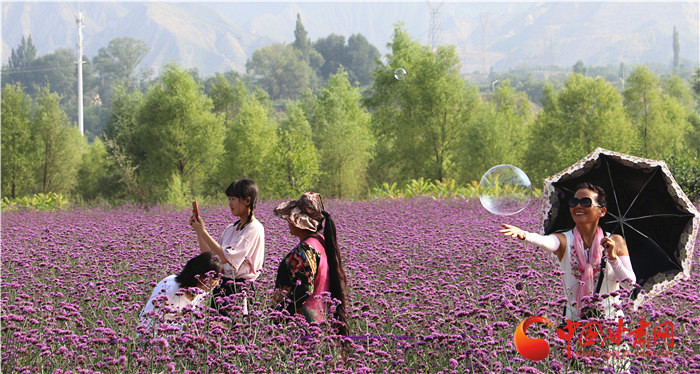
[{"xmin": 1, "ymin": 64, "xmax": 76, "ymax": 74}]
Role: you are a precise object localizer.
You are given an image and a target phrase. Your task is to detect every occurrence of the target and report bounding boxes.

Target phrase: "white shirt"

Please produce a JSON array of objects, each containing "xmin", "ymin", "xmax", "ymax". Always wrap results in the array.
[
  {"xmin": 217, "ymin": 219, "xmax": 265, "ymax": 280},
  {"xmin": 139, "ymin": 275, "xmax": 207, "ymax": 329},
  {"xmin": 559, "ymin": 230, "xmax": 623, "ymax": 321}
]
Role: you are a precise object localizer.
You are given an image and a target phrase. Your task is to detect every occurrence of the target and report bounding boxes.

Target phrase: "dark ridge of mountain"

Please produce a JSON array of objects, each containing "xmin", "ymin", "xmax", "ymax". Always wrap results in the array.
[{"xmin": 2, "ymin": 2, "xmax": 698, "ymax": 77}]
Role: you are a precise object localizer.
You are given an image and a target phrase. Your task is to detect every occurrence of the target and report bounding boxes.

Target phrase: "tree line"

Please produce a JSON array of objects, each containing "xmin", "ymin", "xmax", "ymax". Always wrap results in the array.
[{"xmin": 2, "ymin": 21, "xmax": 699, "ymax": 204}]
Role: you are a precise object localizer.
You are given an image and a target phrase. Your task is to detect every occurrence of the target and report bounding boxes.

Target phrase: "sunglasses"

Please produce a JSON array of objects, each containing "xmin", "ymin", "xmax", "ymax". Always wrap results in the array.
[{"xmin": 568, "ymin": 197, "xmax": 601, "ymax": 208}]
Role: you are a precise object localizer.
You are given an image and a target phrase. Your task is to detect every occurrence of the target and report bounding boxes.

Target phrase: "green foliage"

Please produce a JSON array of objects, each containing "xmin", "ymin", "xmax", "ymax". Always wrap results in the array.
[
  {"xmin": 364, "ymin": 24, "xmax": 477, "ymax": 185},
  {"xmin": 313, "ymin": 33, "xmax": 380, "ymax": 87},
  {"xmin": 455, "ymin": 80, "xmax": 533, "ymax": 183},
  {"xmin": 371, "ymin": 179, "xmax": 510, "ymax": 200},
  {"xmin": 246, "ymin": 44, "xmax": 315, "ymax": 101},
  {"xmin": 92, "ymin": 37, "xmax": 149, "ymax": 104},
  {"xmin": 103, "ymin": 83, "xmax": 143, "ymax": 157},
  {"xmin": 371, "ymin": 182, "xmax": 403, "ymax": 199},
  {"xmin": 208, "ymin": 74, "xmax": 247, "ymax": 125},
  {"xmin": 665, "ymin": 151, "xmax": 700, "ymax": 202},
  {"xmin": 164, "ymin": 172, "xmax": 191, "ymax": 207},
  {"xmin": 75, "ymin": 138, "xmax": 121, "ymax": 201},
  {"xmin": 134, "ymin": 64, "xmax": 224, "ymax": 200},
  {"xmin": 310, "ymin": 68, "xmax": 374, "ymax": 198},
  {"xmin": 1, "ymin": 192, "xmax": 68, "ymax": 211},
  {"xmin": 8, "ymin": 35, "xmax": 36, "ymax": 69},
  {"xmin": 623, "ymin": 66, "xmax": 692, "ymax": 159},
  {"xmin": 275, "ymin": 101, "xmax": 320, "ymax": 198},
  {"xmin": 292, "ymin": 13, "xmax": 324, "ymax": 80},
  {"xmin": 1, "ymin": 83, "xmax": 36, "ymax": 199},
  {"xmin": 525, "ymin": 74, "xmax": 636, "ymax": 184},
  {"xmin": 32, "ymin": 86, "xmax": 85, "ymax": 194},
  {"xmin": 103, "ymin": 138, "xmax": 147, "ymax": 202},
  {"xmin": 213, "ymin": 87, "xmax": 279, "ymax": 198}
]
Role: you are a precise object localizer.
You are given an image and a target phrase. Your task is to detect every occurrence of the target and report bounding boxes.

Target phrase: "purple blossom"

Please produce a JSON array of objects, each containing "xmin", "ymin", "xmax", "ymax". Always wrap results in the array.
[{"xmin": 1, "ymin": 198, "xmax": 697, "ymax": 372}]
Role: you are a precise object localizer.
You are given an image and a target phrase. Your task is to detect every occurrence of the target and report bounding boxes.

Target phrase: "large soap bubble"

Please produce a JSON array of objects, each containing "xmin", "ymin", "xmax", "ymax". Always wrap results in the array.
[
  {"xmin": 394, "ymin": 68, "xmax": 407, "ymax": 80},
  {"xmin": 478, "ymin": 164, "xmax": 532, "ymax": 216}
]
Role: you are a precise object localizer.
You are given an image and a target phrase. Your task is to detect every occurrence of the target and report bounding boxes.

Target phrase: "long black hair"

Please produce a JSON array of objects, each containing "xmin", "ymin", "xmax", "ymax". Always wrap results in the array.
[
  {"xmin": 319, "ymin": 210, "xmax": 349, "ymax": 336},
  {"xmin": 176, "ymin": 252, "xmax": 223, "ymax": 288},
  {"xmin": 225, "ymin": 179, "xmax": 259, "ymax": 230}
]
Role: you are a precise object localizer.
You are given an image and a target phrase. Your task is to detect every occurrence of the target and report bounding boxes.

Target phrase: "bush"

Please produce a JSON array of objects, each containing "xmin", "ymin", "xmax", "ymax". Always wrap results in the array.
[
  {"xmin": 1, "ymin": 192, "xmax": 69, "ymax": 211},
  {"xmin": 665, "ymin": 152, "xmax": 700, "ymax": 202}
]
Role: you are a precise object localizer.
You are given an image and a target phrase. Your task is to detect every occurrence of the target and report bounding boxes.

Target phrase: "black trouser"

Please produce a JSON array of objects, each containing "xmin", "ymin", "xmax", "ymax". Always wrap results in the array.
[{"xmin": 210, "ymin": 277, "xmax": 255, "ymax": 316}]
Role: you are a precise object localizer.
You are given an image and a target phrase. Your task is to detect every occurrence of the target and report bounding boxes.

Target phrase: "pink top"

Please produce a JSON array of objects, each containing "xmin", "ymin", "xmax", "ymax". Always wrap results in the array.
[{"xmin": 302, "ymin": 236, "xmax": 331, "ymax": 321}]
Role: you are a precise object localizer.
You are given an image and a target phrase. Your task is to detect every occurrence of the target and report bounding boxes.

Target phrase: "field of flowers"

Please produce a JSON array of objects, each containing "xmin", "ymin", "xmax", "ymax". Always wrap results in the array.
[{"xmin": 2, "ymin": 198, "xmax": 699, "ymax": 373}]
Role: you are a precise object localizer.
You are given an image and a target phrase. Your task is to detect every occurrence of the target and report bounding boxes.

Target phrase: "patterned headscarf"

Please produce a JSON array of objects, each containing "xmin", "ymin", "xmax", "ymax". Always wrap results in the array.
[{"xmin": 273, "ymin": 192, "xmax": 325, "ymax": 231}]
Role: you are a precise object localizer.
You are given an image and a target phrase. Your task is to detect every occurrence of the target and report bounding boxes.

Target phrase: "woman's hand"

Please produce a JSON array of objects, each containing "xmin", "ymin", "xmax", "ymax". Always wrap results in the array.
[
  {"xmin": 601, "ymin": 236, "xmax": 617, "ymax": 261},
  {"xmin": 499, "ymin": 224, "xmax": 527, "ymax": 240},
  {"xmin": 189, "ymin": 214, "xmax": 206, "ymax": 234}
]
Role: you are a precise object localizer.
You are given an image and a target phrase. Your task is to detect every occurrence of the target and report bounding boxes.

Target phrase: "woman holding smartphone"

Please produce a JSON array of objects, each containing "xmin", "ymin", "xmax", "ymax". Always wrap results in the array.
[{"xmin": 189, "ymin": 179, "xmax": 265, "ymax": 316}]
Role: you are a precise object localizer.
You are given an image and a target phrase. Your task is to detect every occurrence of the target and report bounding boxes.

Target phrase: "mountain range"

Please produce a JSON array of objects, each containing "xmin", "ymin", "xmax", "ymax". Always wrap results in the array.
[{"xmin": 2, "ymin": 2, "xmax": 699, "ymax": 77}]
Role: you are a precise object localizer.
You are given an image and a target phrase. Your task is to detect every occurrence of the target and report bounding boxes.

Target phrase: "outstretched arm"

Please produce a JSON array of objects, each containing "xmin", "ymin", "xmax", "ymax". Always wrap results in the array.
[{"xmin": 499, "ymin": 224, "xmax": 565, "ymax": 261}]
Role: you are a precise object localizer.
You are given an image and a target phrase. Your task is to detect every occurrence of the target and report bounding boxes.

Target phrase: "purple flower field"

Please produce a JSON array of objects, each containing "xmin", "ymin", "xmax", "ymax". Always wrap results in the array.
[{"xmin": 2, "ymin": 198, "xmax": 699, "ymax": 373}]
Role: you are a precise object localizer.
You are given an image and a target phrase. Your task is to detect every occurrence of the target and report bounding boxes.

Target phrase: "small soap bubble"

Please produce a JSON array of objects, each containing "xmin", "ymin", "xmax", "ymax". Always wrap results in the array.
[
  {"xmin": 394, "ymin": 68, "xmax": 407, "ymax": 80},
  {"xmin": 478, "ymin": 164, "xmax": 532, "ymax": 216}
]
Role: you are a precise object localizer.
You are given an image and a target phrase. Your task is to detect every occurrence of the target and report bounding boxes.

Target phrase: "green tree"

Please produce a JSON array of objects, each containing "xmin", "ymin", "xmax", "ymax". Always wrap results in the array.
[
  {"xmin": 92, "ymin": 37, "xmax": 149, "ymax": 103},
  {"xmin": 275, "ymin": 100, "xmax": 320, "ymax": 197},
  {"xmin": 663, "ymin": 74, "xmax": 694, "ymax": 107},
  {"xmin": 314, "ymin": 34, "xmax": 347, "ymax": 80},
  {"xmin": 310, "ymin": 69, "xmax": 373, "ymax": 198},
  {"xmin": 292, "ymin": 13, "xmax": 324, "ymax": 76},
  {"xmin": 313, "ymin": 33, "xmax": 380, "ymax": 87},
  {"xmin": 525, "ymin": 74, "xmax": 636, "ymax": 183},
  {"xmin": 208, "ymin": 74, "xmax": 248, "ymax": 127},
  {"xmin": 2, "ymin": 36, "xmax": 37, "ymax": 92},
  {"xmin": 456, "ymin": 80, "xmax": 534, "ymax": 182},
  {"xmin": 213, "ymin": 90, "xmax": 279, "ymax": 198},
  {"xmin": 573, "ymin": 60, "xmax": 587, "ymax": 75},
  {"xmin": 8, "ymin": 35, "xmax": 37, "ymax": 69},
  {"xmin": 345, "ymin": 34, "xmax": 381, "ymax": 86},
  {"xmin": 134, "ymin": 64, "xmax": 224, "ymax": 200},
  {"xmin": 623, "ymin": 65, "xmax": 691, "ymax": 158},
  {"xmin": 75, "ymin": 138, "xmax": 119, "ymax": 201},
  {"xmin": 364, "ymin": 24, "xmax": 477, "ymax": 184},
  {"xmin": 103, "ymin": 83, "xmax": 143, "ymax": 155},
  {"xmin": 245, "ymin": 43, "xmax": 314, "ymax": 101},
  {"xmin": 32, "ymin": 87, "xmax": 84, "ymax": 194},
  {"xmin": 1, "ymin": 83, "xmax": 36, "ymax": 198}
]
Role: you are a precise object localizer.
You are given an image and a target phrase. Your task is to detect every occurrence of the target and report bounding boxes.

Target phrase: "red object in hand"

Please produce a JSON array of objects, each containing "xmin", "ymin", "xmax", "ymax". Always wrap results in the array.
[{"xmin": 192, "ymin": 201, "xmax": 200, "ymax": 220}]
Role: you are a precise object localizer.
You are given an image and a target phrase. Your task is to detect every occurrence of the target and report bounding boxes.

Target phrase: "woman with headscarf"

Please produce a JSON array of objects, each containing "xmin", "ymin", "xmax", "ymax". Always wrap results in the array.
[{"xmin": 271, "ymin": 192, "xmax": 349, "ymax": 336}]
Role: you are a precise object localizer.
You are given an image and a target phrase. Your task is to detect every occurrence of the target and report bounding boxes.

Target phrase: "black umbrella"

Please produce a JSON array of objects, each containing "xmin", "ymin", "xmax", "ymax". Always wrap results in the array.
[{"xmin": 541, "ymin": 148, "xmax": 699, "ymax": 307}]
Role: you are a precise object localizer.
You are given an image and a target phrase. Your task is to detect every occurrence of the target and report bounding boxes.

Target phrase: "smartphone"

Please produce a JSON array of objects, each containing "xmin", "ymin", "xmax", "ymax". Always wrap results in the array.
[{"xmin": 192, "ymin": 201, "xmax": 200, "ymax": 220}]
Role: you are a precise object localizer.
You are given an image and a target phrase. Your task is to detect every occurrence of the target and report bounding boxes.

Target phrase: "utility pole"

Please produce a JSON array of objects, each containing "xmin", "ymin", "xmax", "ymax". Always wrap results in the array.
[
  {"xmin": 76, "ymin": 12, "xmax": 85, "ymax": 136},
  {"xmin": 427, "ymin": 1, "xmax": 443, "ymax": 52}
]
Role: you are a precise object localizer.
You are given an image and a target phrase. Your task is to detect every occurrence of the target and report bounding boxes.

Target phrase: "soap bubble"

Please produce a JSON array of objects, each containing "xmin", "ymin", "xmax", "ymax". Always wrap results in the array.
[
  {"xmin": 394, "ymin": 68, "xmax": 407, "ymax": 80},
  {"xmin": 478, "ymin": 164, "xmax": 532, "ymax": 216}
]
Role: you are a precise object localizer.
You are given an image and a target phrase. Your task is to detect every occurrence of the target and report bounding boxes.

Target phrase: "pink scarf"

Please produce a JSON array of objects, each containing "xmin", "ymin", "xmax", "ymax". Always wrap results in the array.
[{"xmin": 572, "ymin": 226, "xmax": 604, "ymax": 318}]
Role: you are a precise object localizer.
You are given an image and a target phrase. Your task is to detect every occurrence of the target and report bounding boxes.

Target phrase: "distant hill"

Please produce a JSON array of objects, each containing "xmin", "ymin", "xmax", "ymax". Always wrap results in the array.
[{"xmin": 2, "ymin": 2, "xmax": 698, "ymax": 77}]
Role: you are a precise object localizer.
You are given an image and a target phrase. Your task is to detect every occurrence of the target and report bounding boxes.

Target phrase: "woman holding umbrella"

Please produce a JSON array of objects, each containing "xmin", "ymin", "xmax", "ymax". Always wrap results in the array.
[{"xmin": 500, "ymin": 182, "xmax": 636, "ymax": 321}]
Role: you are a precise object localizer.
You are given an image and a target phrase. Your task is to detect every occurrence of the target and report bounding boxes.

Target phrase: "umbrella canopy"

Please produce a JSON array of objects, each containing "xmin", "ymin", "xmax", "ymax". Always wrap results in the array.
[{"xmin": 541, "ymin": 148, "xmax": 699, "ymax": 308}]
